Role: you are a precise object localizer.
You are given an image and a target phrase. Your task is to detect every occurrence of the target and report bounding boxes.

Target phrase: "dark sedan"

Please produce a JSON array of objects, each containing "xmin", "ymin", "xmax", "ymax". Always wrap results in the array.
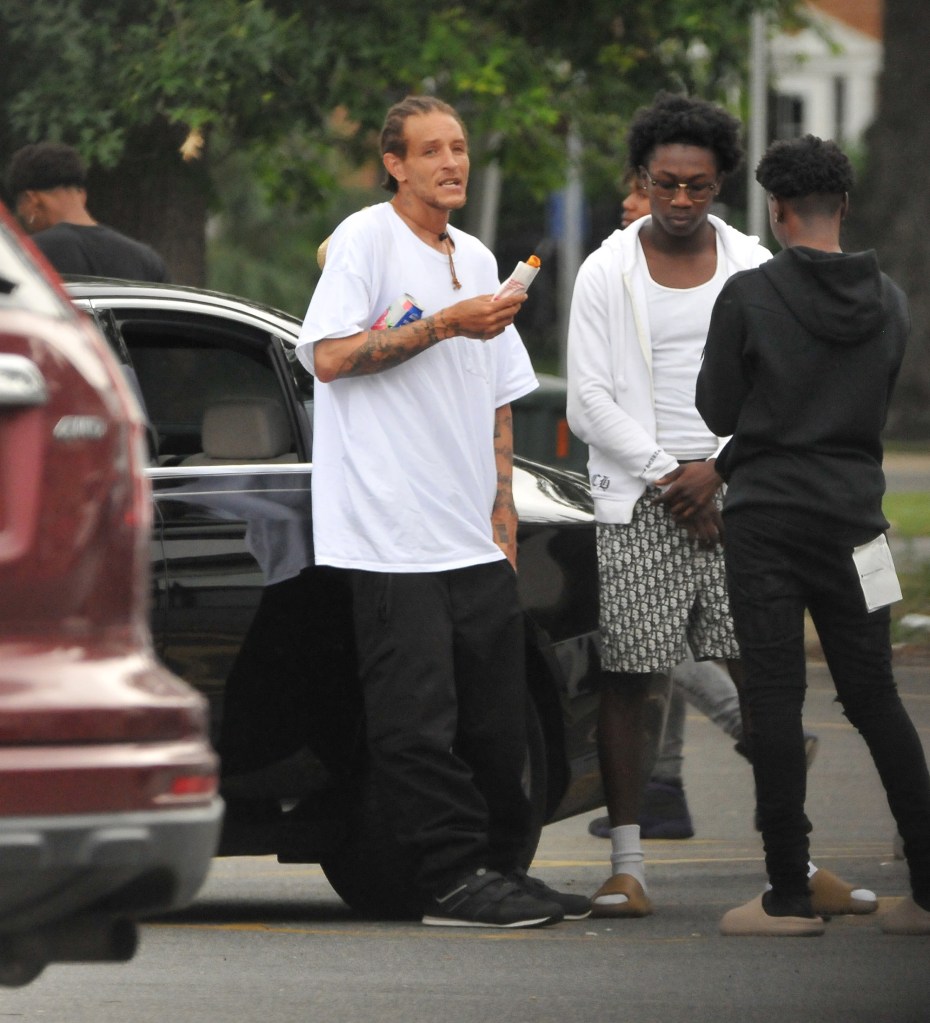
[{"xmin": 66, "ymin": 278, "xmax": 603, "ymax": 918}]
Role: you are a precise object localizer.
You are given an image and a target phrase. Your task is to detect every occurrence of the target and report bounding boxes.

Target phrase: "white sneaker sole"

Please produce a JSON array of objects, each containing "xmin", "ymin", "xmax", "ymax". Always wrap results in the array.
[{"xmin": 421, "ymin": 914, "xmax": 556, "ymax": 928}]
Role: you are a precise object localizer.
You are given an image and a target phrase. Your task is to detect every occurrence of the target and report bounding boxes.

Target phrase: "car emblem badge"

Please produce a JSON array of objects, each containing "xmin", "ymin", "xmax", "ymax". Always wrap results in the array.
[{"xmin": 53, "ymin": 415, "xmax": 109, "ymax": 441}]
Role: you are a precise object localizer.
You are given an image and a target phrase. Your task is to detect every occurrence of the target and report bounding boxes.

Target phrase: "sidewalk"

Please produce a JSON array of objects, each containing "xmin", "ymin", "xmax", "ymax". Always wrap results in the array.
[{"xmin": 884, "ymin": 449, "xmax": 930, "ymax": 493}]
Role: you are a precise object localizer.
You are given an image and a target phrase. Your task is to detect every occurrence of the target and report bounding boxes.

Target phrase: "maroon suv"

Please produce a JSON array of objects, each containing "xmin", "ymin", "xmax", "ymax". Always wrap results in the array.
[{"xmin": 0, "ymin": 204, "xmax": 222, "ymax": 986}]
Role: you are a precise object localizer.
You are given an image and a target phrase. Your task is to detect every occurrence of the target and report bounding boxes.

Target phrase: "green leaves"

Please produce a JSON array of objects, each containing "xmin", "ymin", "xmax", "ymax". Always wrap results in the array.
[
  {"xmin": 1, "ymin": 0, "xmax": 804, "ymax": 225},
  {"xmin": 1, "ymin": 0, "xmax": 312, "ymax": 169}
]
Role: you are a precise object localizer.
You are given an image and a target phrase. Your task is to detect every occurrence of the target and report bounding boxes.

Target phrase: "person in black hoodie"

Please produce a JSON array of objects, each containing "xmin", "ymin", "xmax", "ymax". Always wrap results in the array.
[{"xmin": 697, "ymin": 134, "xmax": 930, "ymax": 937}]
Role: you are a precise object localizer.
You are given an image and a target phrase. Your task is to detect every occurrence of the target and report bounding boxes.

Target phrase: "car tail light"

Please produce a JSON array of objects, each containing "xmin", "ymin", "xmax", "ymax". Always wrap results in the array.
[{"xmin": 160, "ymin": 772, "xmax": 220, "ymax": 803}]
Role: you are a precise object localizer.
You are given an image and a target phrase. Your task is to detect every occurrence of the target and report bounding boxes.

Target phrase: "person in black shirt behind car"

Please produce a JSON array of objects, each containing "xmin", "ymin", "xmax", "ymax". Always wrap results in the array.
[{"xmin": 6, "ymin": 142, "xmax": 169, "ymax": 282}]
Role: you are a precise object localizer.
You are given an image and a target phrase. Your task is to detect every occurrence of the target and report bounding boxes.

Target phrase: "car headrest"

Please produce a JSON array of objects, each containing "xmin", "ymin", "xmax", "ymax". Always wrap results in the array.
[{"xmin": 200, "ymin": 396, "xmax": 292, "ymax": 460}]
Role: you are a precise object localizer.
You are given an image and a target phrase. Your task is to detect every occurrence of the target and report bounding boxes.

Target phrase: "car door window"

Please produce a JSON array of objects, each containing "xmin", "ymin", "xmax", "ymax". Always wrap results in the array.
[{"xmin": 118, "ymin": 320, "xmax": 300, "ymax": 465}]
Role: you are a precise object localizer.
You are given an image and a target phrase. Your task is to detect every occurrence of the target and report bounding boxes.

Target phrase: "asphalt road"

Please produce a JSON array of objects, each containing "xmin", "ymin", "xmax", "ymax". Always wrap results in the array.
[
  {"xmin": 4, "ymin": 450, "xmax": 926, "ymax": 1020},
  {"xmin": 4, "ymin": 662, "xmax": 928, "ymax": 1023}
]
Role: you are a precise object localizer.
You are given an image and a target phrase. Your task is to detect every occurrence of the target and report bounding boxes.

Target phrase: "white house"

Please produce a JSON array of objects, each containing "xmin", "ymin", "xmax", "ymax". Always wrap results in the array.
[{"xmin": 769, "ymin": 0, "xmax": 883, "ymax": 144}]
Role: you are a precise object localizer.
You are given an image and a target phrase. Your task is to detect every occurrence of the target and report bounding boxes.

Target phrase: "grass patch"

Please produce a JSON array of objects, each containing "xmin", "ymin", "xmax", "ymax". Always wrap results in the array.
[
  {"xmin": 881, "ymin": 493, "xmax": 930, "ymax": 648},
  {"xmin": 883, "ymin": 492, "xmax": 930, "ymax": 539},
  {"xmin": 890, "ymin": 523, "xmax": 930, "ymax": 649},
  {"xmin": 803, "ymin": 483, "xmax": 930, "ymax": 657},
  {"xmin": 892, "ymin": 561, "xmax": 930, "ymax": 645}
]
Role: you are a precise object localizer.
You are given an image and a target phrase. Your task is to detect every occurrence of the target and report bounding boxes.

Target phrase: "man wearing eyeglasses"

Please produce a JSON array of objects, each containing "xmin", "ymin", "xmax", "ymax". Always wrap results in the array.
[{"xmin": 567, "ymin": 92, "xmax": 872, "ymax": 920}]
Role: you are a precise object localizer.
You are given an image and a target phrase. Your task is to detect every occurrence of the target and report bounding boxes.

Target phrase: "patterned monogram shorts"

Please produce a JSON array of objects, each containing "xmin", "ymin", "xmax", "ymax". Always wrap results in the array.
[{"xmin": 596, "ymin": 489, "xmax": 738, "ymax": 675}]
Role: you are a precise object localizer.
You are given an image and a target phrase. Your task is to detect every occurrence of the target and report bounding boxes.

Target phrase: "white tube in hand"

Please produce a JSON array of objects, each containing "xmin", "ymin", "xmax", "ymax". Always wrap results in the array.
[{"xmin": 493, "ymin": 254, "xmax": 541, "ymax": 300}]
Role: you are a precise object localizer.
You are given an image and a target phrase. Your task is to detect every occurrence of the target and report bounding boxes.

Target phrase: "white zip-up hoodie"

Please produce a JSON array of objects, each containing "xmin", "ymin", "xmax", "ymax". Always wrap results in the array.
[{"xmin": 566, "ymin": 214, "xmax": 771, "ymax": 524}]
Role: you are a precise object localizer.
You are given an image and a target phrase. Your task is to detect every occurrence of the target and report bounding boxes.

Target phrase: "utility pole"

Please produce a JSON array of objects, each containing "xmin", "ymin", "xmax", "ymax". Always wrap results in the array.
[
  {"xmin": 748, "ymin": 10, "xmax": 769, "ymax": 239},
  {"xmin": 558, "ymin": 127, "xmax": 584, "ymax": 377}
]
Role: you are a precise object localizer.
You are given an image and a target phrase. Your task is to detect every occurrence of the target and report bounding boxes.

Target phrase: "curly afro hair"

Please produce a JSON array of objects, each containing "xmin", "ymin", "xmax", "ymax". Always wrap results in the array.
[
  {"xmin": 755, "ymin": 134, "xmax": 853, "ymax": 198},
  {"xmin": 6, "ymin": 142, "xmax": 86, "ymax": 198},
  {"xmin": 626, "ymin": 91, "xmax": 744, "ymax": 177}
]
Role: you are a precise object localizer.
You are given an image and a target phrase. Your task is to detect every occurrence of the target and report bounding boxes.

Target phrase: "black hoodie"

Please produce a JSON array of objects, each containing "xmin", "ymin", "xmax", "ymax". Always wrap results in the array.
[{"xmin": 695, "ymin": 245, "xmax": 910, "ymax": 541}]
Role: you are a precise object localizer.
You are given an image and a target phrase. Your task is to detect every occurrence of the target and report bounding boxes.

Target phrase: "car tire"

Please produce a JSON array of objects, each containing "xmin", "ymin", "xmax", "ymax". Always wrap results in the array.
[
  {"xmin": 320, "ymin": 698, "xmax": 548, "ymax": 920},
  {"xmin": 0, "ymin": 950, "xmax": 45, "ymax": 988}
]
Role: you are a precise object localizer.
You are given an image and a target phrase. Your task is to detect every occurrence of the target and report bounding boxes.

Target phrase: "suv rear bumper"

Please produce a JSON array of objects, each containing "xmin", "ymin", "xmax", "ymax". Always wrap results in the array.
[{"xmin": 0, "ymin": 798, "xmax": 223, "ymax": 933}]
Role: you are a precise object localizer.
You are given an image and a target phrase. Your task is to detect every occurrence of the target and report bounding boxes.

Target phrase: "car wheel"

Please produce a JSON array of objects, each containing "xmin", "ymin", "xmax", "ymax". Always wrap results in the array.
[
  {"xmin": 0, "ymin": 950, "xmax": 45, "ymax": 988},
  {"xmin": 320, "ymin": 697, "xmax": 549, "ymax": 920}
]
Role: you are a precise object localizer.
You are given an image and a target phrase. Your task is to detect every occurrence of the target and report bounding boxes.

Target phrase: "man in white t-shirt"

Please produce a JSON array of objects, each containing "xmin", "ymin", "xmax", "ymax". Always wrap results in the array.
[
  {"xmin": 567, "ymin": 92, "xmax": 874, "ymax": 922},
  {"xmin": 297, "ymin": 96, "xmax": 589, "ymax": 929}
]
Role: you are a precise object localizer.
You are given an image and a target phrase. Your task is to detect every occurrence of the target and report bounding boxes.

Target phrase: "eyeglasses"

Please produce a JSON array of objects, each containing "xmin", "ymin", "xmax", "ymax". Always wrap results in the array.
[{"xmin": 639, "ymin": 168, "xmax": 718, "ymax": 203}]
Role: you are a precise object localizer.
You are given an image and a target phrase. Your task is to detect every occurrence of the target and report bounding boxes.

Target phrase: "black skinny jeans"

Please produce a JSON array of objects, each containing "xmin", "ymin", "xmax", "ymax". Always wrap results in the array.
[
  {"xmin": 724, "ymin": 511, "xmax": 930, "ymax": 905},
  {"xmin": 351, "ymin": 561, "xmax": 532, "ymax": 896}
]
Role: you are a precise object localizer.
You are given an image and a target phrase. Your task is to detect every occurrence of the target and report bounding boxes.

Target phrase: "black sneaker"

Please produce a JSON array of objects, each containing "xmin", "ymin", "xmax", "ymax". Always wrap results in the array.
[
  {"xmin": 586, "ymin": 779, "xmax": 695, "ymax": 841},
  {"xmin": 640, "ymin": 780, "xmax": 695, "ymax": 840},
  {"xmin": 508, "ymin": 868, "xmax": 592, "ymax": 920},
  {"xmin": 587, "ymin": 814, "xmax": 611, "ymax": 838},
  {"xmin": 422, "ymin": 868, "xmax": 564, "ymax": 928}
]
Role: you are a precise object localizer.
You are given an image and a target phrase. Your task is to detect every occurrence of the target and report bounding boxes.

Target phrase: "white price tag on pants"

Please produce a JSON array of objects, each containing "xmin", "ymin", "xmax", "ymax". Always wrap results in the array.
[{"xmin": 852, "ymin": 533, "xmax": 903, "ymax": 612}]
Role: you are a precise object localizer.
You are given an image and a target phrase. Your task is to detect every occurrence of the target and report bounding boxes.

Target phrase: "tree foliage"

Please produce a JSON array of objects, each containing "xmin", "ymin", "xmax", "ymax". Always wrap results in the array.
[
  {"xmin": 2, "ymin": 0, "xmax": 800, "ymax": 209},
  {"xmin": 4, "ymin": 2, "xmax": 927, "ymax": 432},
  {"xmin": 0, "ymin": 0, "xmax": 805, "ymax": 349}
]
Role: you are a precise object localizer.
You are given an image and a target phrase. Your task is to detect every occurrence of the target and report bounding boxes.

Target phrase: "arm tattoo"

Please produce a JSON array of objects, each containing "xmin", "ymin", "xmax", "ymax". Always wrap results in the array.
[
  {"xmin": 492, "ymin": 407, "xmax": 516, "ymax": 518},
  {"xmin": 337, "ymin": 313, "xmax": 448, "ymax": 378},
  {"xmin": 493, "ymin": 409, "xmax": 514, "ymax": 470},
  {"xmin": 493, "ymin": 519, "xmax": 513, "ymax": 545}
]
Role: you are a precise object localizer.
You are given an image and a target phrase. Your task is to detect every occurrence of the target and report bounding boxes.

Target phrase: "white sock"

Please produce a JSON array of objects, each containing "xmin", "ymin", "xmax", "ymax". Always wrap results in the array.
[{"xmin": 609, "ymin": 824, "xmax": 646, "ymax": 891}]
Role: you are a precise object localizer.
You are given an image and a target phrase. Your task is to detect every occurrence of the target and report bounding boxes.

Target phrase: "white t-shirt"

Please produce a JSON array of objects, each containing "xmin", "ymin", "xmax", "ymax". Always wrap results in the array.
[
  {"xmin": 297, "ymin": 202, "xmax": 538, "ymax": 572},
  {"xmin": 644, "ymin": 232, "xmax": 727, "ymax": 461}
]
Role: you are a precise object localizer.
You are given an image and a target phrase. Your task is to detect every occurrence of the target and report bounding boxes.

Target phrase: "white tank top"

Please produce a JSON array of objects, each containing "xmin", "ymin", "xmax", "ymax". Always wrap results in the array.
[{"xmin": 644, "ymin": 234, "xmax": 727, "ymax": 460}]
